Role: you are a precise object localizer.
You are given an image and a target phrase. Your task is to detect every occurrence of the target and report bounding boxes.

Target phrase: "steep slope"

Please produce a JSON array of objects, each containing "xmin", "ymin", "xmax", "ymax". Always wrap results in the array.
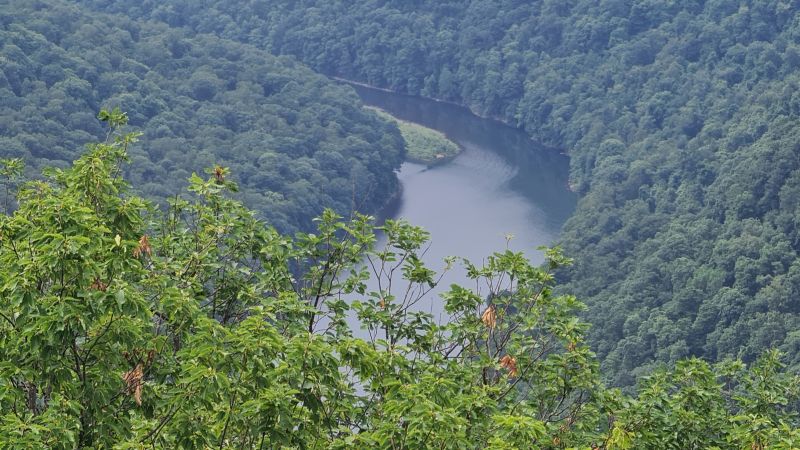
[{"xmin": 1, "ymin": 0, "xmax": 405, "ymax": 233}]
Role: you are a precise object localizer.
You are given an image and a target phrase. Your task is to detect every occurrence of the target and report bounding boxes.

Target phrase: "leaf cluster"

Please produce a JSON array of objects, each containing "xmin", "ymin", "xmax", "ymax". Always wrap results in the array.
[{"xmin": 0, "ymin": 118, "xmax": 605, "ymax": 449}]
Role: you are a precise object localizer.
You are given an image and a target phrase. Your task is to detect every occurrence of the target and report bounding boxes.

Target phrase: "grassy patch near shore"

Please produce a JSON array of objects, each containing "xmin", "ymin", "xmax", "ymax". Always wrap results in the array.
[{"xmin": 368, "ymin": 107, "xmax": 461, "ymax": 165}]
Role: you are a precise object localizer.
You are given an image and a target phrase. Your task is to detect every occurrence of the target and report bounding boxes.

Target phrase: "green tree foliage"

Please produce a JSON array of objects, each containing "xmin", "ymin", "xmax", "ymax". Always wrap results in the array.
[
  {"xmin": 1, "ymin": 0, "xmax": 405, "ymax": 234},
  {"xmin": 2, "ymin": 112, "xmax": 799, "ymax": 447},
  {"xmin": 608, "ymin": 350, "xmax": 800, "ymax": 449},
  {"xmin": 0, "ymin": 115, "xmax": 607, "ymax": 448},
  {"xmin": 76, "ymin": 0, "xmax": 800, "ymax": 385}
]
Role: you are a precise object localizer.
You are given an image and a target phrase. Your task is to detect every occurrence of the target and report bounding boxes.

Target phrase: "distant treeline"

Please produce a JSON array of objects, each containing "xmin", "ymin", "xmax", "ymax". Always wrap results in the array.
[{"xmin": 77, "ymin": 0, "xmax": 800, "ymax": 385}]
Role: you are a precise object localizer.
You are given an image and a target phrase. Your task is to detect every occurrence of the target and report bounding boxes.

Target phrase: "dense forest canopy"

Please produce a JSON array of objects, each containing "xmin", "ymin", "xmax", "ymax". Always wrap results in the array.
[
  {"xmin": 1, "ymin": 0, "xmax": 405, "ymax": 234},
  {"xmin": 76, "ymin": 0, "xmax": 800, "ymax": 385},
  {"xmin": 3, "ymin": 0, "xmax": 800, "ymax": 446}
]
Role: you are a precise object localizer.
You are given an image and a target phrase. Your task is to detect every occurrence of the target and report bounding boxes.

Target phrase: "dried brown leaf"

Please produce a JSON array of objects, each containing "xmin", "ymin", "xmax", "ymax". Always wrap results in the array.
[
  {"xmin": 481, "ymin": 305, "xmax": 497, "ymax": 330},
  {"xmin": 133, "ymin": 235, "xmax": 152, "ymax": 258},
  {"xmin": 122, "ymin": 363, "xmax": 143, "ymax": 406},
  {"xmin": 499, "ymin": 355, "xmax": 518, "ymax": 378},
  {"xmin": 214, "ymin": 165, "xmax": 225, "ymax": 183},
  {"xmin": 90, "ymin": 278, "xmax": 108, "ymax": 292}
]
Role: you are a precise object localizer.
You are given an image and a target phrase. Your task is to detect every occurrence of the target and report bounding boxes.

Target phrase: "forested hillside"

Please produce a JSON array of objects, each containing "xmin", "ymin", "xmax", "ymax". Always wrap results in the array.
[
  {"xmin": 4, "ymin": 1, "xmax": 800, "ymax": 446},
  {"xmin": 78, "ymin": 0, "xmax": 800, "ymax": 385},
  {"xmin": 1, "ymin": 0, "xmax": 405, "ymax": 233}
]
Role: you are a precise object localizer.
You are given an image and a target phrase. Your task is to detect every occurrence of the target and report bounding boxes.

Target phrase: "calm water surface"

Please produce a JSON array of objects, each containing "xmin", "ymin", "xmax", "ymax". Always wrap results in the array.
[{"xmin": 352, "ymin": 84, "xmax": 576, "ymax": 323}]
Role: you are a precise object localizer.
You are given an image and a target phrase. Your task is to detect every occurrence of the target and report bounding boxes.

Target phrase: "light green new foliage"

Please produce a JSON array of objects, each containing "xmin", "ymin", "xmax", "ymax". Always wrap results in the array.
[
  {"xmin": 0, "ymin": 110, "xmax": 151, "ymax": 448},
  {"xmin": 368, "ymin": 107, "xmax": 461, "ymax": 165},
  {"xmin": 0, "ymin": 111, "xmax": 604, "ymax": 448},
  {"xmin": 607, "ymin": 350, "xmax": 800, "ymax": 450}
]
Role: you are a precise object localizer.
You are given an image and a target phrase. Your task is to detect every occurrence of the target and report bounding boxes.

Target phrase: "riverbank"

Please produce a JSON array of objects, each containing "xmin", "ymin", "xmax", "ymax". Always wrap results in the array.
[
  {"xmin": 366, "ymin": 106, "xmax": 462, "ymax": 166},
  {"xmin": 352, "ymin": 80, "xmax": 577, "ymax": 246},
  {"xmin": 335, "ymin": 76, "xmax": 572, "ymax": 164}
]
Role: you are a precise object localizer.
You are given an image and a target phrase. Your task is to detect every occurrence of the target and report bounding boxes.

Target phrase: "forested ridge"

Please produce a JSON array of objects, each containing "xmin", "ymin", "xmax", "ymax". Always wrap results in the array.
[
  {"xmin": 1, "ymin": 0, "xmax": 405, "ymax": 234},
  {"xmin": 77, "ymin": 0, "xmax": 800, "ymax": 385}
]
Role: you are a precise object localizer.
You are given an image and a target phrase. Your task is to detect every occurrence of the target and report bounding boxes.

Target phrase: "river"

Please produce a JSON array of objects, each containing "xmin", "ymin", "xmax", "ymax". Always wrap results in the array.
[{"xmin": 352, "ymin": 84, "xmax": 576, "ymax": 323}]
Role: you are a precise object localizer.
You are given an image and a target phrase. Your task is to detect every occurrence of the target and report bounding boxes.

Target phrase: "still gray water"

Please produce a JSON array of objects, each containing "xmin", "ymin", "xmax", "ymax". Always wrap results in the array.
[{"xmin": 352, "ymin": 84, "xmax": 576, "ymax": 322}]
